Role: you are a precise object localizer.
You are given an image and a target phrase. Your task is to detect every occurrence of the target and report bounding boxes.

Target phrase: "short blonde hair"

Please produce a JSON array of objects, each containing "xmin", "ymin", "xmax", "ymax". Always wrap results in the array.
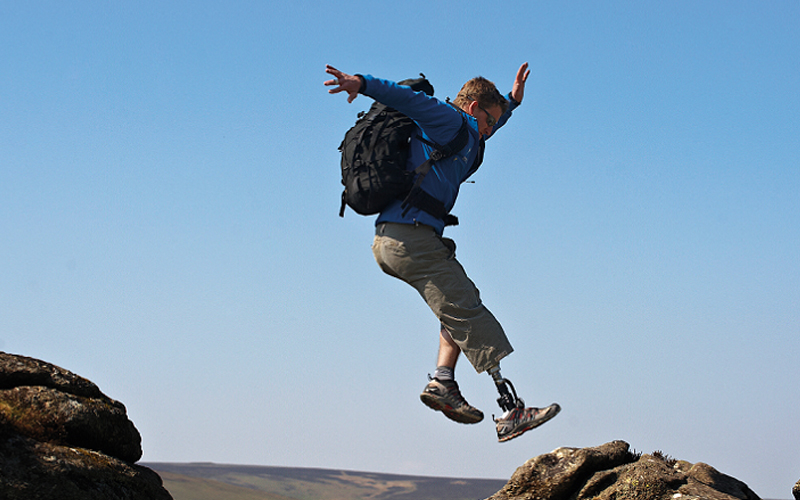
[{"xmin": 451, "ymin": 76, "xmax": 508, "ymax": 114}]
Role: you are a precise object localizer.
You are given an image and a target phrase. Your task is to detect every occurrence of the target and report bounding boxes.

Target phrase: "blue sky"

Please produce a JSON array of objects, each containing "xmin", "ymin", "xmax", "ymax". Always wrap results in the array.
[{"xmin": 1, "ymin": 1, "xmax": 798, "ymax": 498}]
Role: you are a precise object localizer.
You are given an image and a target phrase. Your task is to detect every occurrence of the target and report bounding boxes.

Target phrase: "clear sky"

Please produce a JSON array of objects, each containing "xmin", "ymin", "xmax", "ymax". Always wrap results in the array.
[{"xmin": 1, "ymin": 1, "xmax": 798, "ymax": 498}]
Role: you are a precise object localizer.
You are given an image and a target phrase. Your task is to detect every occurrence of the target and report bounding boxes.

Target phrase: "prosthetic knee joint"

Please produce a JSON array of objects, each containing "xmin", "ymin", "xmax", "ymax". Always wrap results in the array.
[{"xmin": 488, "ymin": 365, "xmax": 524, "ymax": 412}]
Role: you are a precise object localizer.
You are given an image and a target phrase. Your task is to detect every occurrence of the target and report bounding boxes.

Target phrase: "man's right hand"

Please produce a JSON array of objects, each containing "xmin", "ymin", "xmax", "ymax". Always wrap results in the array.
[{"xmin": 324, "ymin": 65, "xmax": 362, "ymax": 103}]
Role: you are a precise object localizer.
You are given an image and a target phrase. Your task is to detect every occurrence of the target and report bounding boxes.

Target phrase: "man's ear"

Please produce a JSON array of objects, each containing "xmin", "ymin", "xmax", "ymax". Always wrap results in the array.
[{"xmin": 466, "ymin": 100, "xmax": 478, "ymax": 117}]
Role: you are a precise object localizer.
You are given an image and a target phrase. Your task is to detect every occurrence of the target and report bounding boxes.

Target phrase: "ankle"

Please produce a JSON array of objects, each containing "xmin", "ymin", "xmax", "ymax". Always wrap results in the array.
[{"xmin": 434, "ymin": 365, "xmax": 455, "ymax": 381}]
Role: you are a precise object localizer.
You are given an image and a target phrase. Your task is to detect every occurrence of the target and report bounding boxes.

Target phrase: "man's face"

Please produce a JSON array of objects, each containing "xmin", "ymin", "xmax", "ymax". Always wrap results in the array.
[{"xmin": 472, "ymin": 101, "xmax": 503, "ymax": 137}]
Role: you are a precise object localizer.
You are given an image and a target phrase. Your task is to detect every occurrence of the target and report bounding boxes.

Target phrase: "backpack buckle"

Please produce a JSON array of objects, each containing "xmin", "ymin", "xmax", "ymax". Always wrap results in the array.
[{"xmin": 429, "ymin": 150, "xmax": 445, "ymax": 161}]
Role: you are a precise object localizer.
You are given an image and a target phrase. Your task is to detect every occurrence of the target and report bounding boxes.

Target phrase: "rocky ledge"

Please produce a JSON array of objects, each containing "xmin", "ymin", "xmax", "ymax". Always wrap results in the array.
[
  {"xmin": 0, "ymin": 352, "xmax": 171, "ymax": 500},
  {"xmin": 487, "ymin": 440, "xmax": 761, "ymax": 500}
]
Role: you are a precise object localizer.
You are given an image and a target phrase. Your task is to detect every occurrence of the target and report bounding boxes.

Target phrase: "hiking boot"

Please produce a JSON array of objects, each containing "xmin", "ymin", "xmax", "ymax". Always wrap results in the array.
[
  {"xmin": 420, "ymin": 377, "xmax": 484, "ymax": 424},
  {"xmin": 494, "ymin": 403, "xmax": 561, "ymax": 442}
]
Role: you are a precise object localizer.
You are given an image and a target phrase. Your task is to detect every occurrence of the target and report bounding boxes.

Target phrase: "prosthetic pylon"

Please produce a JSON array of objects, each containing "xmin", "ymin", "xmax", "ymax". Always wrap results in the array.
[
  {"xmin": 488, "ymin": 366, "xmax": 525, "ymax": 412},
  {"xmin": 495, "ymin": 377, "xmax": 525, "ymax": 412}
]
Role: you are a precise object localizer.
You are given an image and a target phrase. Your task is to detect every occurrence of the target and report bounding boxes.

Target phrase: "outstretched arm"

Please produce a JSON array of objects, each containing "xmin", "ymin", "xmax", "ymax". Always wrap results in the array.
[
  {"xmin": 330, "ymin": 69, "xmax": 465, "ymax": 147},
  {"xmin": 510, "ymin": 62, "xmax": 531, "ymax": 104},
  {"xmin": 324, "ymin": 64, "xmax": 363, "ymax": 103}
]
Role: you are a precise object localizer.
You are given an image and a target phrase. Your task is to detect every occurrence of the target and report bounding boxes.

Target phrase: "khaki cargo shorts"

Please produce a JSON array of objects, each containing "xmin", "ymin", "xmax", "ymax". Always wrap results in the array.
[{"xmin": 372, "ymin": 222, "xmax": 513, "ymax": 373}]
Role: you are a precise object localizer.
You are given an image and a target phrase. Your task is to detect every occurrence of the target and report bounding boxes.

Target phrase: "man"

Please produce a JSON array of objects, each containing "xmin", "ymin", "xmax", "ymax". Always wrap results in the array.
[{"xmin": 325, "ymin": 63, "xmax": 560, "ymax": 442}]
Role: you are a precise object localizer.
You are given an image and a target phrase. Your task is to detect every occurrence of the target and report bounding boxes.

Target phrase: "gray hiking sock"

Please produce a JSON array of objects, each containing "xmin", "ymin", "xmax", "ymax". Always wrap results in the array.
[{"xmin": 434, "ymin": 366, "xmax": 454, "ymax": 381}]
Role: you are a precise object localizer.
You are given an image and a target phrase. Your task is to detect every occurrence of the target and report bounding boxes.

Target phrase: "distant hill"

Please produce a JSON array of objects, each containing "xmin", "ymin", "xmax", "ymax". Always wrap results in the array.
[{"xmin": 144, "ymin": 462, "xmax": 507, "ymax": 500}]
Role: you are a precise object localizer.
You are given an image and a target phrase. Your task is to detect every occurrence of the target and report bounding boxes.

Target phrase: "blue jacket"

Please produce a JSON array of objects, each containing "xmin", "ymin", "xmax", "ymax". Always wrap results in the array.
[{"xmin": 360, "ymin": 74, "xmax": 519, "ymax": 235}]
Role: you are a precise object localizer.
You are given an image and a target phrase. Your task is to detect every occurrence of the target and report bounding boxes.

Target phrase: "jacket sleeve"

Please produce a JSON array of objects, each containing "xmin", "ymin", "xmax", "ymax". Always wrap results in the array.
[{"xmin": 359, "ymin": 74, "xmax": 465, "ymax": 147}]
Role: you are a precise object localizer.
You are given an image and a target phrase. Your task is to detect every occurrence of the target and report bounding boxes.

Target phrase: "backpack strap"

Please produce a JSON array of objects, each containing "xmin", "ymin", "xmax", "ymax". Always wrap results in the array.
[{"xmin": 400, "ymin": 116, "xmax": 469, "ymax": 226}]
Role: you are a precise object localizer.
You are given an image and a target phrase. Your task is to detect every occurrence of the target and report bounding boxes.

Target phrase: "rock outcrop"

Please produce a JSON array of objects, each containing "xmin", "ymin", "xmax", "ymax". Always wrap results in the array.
[
  {"xmin": 0, "ymin": 352, "xmax": 172, "ymax": 500},
  {"xmin": 487, "ymin": 440, "xmax": 760, "ymax": 500}
]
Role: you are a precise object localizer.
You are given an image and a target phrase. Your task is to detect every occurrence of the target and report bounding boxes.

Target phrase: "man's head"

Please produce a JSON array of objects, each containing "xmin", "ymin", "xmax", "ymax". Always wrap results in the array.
[{"xmin": 452, "ymin": 76, "xmax": 508, "ymax": 137}]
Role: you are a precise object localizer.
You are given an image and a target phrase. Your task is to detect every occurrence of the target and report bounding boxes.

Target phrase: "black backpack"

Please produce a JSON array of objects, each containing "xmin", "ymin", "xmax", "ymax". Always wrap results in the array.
[{"xmin": 338, "ymin": 74, "xmax": 469, "ymax": 226}]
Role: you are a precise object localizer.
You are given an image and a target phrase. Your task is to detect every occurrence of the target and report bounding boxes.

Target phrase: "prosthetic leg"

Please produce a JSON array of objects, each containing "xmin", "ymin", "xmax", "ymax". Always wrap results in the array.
[
  {"xmin": 488, "ymin": 365, "xmax": 562, "ymax": 442},
  {"xmin": 488, "ymin": 365, "xmax": 525, "ymax": 412}
]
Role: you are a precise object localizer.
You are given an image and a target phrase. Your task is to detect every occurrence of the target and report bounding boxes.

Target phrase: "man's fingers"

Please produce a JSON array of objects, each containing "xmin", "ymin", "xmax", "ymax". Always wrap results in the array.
[
  {"xmin": 325, "ymin": 64, "xmax": 343, "ymax": 85},
  {"xmin": 517, "ymin": 62, "xmax": 530, "ymax": 83}
]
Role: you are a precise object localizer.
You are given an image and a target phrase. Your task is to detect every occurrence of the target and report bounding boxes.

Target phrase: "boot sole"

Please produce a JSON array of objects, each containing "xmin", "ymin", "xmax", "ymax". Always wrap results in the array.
[{"xmin": 420, "ymin": 393, "xmax": 484, "ymax": 424}]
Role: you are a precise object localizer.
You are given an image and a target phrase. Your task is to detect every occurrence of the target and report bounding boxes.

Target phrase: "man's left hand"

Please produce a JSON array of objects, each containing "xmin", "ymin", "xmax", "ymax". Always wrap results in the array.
[{"xmin": 511, "ymin": 62, "xmax": 530, "ymax": 104}]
